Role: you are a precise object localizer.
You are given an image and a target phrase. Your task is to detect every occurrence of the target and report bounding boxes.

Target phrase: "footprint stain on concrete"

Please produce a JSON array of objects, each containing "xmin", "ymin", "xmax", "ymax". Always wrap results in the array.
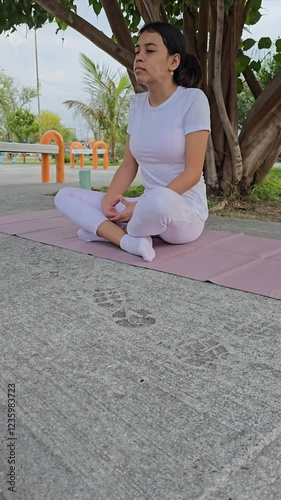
[
  {"xmin": 93, "ymin": 288, "xmax": 125, "ymax": 308},
  {"xmin": 112, "ymin": 308, "xmax": 156, "ymax": 328},
  {"xmin": 186, "ymin": 337, "xmax": 229, "ymax": 365}
]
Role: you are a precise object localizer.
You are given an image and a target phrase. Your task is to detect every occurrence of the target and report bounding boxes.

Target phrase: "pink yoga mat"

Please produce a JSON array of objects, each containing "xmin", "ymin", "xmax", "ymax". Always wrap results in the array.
[{"xmin": 0, "ymin": 209, "xmax": 280, "ymax": 300}]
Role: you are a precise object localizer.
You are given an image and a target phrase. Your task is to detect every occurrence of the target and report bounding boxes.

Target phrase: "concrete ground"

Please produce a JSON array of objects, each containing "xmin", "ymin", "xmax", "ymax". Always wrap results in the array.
[{"xmin": 0, "ymin": 164, "xmax": 281, "ymax": 500}]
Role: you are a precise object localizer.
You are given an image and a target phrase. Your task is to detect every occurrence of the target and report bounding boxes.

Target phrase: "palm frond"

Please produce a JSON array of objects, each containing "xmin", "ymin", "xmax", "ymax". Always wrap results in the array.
[
  {"xmin": 79, "ymin": 53, "xmax": 117, "ymax": 101},
  {"xmin": 64, "ymin": 99, "xmax": 98, "ymax": 121}
]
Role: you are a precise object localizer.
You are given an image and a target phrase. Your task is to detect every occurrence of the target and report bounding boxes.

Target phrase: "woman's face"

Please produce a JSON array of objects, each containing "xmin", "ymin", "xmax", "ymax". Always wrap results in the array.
[{"xmin": 134, "ymin": 30, "xmax": 179, "ymax": 87}]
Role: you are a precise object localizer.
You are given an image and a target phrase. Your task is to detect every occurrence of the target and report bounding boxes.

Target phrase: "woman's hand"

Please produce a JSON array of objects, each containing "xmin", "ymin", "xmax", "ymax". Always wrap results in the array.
[
  {"xmin": 109, "ymin": 195, "xmax": 137, "ymax": 223},
  {"xmin": 101, "ymin": 195, "xmax": 121, "ymax": 219}
]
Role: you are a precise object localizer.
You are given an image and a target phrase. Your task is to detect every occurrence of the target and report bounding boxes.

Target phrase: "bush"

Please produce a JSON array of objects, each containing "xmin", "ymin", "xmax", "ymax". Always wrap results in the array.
[{"xmin": 64, "ymin": 152, "xmax": 70, "ymax": 164}]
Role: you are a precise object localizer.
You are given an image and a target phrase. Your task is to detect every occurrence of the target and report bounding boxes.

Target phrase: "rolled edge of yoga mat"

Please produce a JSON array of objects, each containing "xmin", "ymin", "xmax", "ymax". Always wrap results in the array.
[{"xmin": 79, "ymin": 169, "xmax": 92, "ymax": 190}]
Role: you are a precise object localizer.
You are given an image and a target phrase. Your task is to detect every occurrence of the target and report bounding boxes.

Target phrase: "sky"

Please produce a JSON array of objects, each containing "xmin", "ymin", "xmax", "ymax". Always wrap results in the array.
[{"xmin": 0, "ymin": 0, "xmax": 280, "ymax": 140}]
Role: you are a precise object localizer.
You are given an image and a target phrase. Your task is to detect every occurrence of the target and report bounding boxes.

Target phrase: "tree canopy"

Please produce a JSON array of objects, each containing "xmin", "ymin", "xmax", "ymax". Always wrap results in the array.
[
  {"xmin": 7, "ymin": 108, "xmax": 39, "ymax": 142},
  {"xmin": 0, "ymin": 69, "xmax": 38, "ymax": 141},
  {"xmin": 37, "ymin": 110, "xmax": 76, "ymax": 143},
  {"xmin": 1, "ymin": 0, "xmax": 281, "ymax": 195}
]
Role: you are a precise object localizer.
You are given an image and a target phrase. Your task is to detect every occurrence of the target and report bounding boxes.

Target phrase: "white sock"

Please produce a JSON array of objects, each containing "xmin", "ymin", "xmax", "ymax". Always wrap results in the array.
[
  {"xmin": 120, "ymin": 234, "xmax": 155, "ymax": 262},
  {"xmin": 77, "ymin": 228, "xmax": 107, "ymax": 242}
]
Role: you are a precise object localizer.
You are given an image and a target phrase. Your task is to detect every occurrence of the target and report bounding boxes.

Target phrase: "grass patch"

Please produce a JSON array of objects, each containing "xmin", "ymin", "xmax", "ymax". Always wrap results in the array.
[
  {"xmin": 208, "ymin": 167, "xmax": 281, "ymax": 206},
  {"xmin": 94, "ymin": 185, "xmax": 145, "ymax": 197},
  {"xmin": 83, "ymin": 159, "xmax": 119, "ymax": 167},
  {"xmin": 249, "ymin": 168, "xmax": 281, "ymax": 202}
]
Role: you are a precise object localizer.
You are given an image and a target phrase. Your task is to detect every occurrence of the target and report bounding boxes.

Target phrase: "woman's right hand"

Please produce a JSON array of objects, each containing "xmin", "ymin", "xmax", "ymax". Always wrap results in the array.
[{"xmin": 101, "ymin": 195, "xmax": 120, "ymax": 219}]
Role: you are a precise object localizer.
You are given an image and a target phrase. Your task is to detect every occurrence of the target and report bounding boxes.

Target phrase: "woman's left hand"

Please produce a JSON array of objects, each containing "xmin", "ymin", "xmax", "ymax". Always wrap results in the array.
[{"xmin": 109, "ymin": 195, "xmax": 137, "ymax": 223}]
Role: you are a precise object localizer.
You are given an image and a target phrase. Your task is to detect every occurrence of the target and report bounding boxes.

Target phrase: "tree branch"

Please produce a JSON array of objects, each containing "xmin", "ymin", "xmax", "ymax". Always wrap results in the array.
[
  {"xmin": 33, "ymin": 0, "xmax": 135, "ymax": 71},
  {"xmin": 242, "ymin": 64, "xmax": 262, "ymax": 99},
  {"xmin": 135, "ymin": 0, "xmax": 162, "ymax": 23},
  {"xmin": 100, "ymin": 0, "xmax": 134, "ymax": 52},
  {"xmin": 240, "ymin": 0, "xmax": 254, "ymax": 37},
  {"xmin": 100, "ymin": 0, "xmax": 144, "ymax": 92}
]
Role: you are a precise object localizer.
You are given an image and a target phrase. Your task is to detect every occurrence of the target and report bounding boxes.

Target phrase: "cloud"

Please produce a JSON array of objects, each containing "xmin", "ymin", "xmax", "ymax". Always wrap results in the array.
[
  {"xmin": 1, "ymin": 26, "xmax": 30, "ymax": 50},
  {"xmin": 40, "ymin": 69, "xmax": 66, "ymax": 83}
]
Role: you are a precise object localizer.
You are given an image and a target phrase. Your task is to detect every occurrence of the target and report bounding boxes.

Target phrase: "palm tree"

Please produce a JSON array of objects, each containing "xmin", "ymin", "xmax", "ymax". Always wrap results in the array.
[{"xmin": 64, "ymin": 54, "xmax": 133, "ymax": 161}]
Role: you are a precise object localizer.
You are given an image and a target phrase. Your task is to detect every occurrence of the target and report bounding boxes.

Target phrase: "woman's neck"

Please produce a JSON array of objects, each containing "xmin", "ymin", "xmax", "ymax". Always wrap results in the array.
[{"xmin": 148, "ymin": 82, "xmax": 178, "ymax": 107}]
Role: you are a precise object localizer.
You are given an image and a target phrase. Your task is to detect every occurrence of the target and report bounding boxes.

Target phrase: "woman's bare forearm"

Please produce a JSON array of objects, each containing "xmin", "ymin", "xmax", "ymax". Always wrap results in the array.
[{"xmin": 104, "ymin": 163, "xmax": 138, "ymax": 200}]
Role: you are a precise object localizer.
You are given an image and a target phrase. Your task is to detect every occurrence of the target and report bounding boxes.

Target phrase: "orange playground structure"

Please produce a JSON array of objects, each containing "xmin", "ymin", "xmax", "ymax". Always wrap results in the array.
[
  {"xmin": 40, "ymin": 130, "xmax": 65, "ymax": 183},
  {"xmin": 70, "ymin": 141, "xmax": 108, "ymax": 170},
  {"xmin": 0, "ymin": 132, "xmax": 109, "ymax": 183}
]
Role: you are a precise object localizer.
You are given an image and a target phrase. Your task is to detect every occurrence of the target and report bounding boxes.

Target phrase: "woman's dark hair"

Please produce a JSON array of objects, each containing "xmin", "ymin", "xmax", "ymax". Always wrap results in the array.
[{"xmin": 138, "ymin": 22, "xmax": 202, "ymax": 88}]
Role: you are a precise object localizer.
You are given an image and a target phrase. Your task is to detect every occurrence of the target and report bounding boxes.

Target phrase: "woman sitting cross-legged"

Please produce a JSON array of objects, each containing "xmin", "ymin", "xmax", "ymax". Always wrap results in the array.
[{"xmin": 54, "ymin": 22, "xmax": 210, "ymax": 262}]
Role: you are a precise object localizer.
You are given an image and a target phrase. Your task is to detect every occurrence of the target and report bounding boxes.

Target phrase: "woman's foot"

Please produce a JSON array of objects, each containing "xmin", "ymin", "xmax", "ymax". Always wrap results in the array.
[
  {"xmin": 120, "ymin": 234, "xmax": 155, "ymax": 262},
  {"xmin": 77, "ymin": 228, "xmax": 107, "ymax": 242}
]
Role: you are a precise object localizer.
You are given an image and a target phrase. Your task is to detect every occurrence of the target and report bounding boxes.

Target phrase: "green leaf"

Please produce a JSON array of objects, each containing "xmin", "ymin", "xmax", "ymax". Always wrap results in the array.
[
  {"xmin": 273, "ymin": 53, "xmax": 281, "ymax": 65},
  {"xmin": 237, "ymin": 77, "xmax": 243, "ymax": 94},
  {"xmin": 251, "ymin": 0, "xmax": 262, "ymax": 10},
  {"xmin": 275, "ymin": 38, "xmax": 281, "ymax": 52},
  {"xmin": 243, "ymin": 38, "xmax": 256, "ymax": 51},
  {"xmin": 258, "ymin": 37, "xmax": 272, "ymax": 50},
  {"xmin": 236, "ymin": 54, "xmax": 251, "ymax": 74},
  {"xmin": 249, "ymin": 60, "xmax": 261, "ymax": 72},
  {"xmin": 247, "ymin": 9, "xmax": 262, "ymax": 26},
  {"xmin": 88, "ymin": 0, "xmax": 103, "ymax": 16}
]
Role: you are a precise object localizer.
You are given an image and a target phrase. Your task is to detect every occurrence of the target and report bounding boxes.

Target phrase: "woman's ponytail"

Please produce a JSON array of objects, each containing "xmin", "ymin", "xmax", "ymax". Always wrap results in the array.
[{"xmin": 174, "ymin": 53, "xmax": 202, "ymax": 88}]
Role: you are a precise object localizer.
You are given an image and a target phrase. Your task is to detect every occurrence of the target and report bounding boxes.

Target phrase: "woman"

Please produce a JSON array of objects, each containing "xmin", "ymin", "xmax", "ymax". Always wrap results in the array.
[{"xmin": 55, "ymin": 22, "xmax": 210, "ymax": 262}]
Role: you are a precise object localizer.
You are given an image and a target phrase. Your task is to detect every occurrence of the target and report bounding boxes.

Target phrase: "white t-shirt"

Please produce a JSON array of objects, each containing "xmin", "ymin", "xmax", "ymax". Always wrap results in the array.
[{"xmin": 127, "ymin": 86, "xmax": 211, "ymax": 221}]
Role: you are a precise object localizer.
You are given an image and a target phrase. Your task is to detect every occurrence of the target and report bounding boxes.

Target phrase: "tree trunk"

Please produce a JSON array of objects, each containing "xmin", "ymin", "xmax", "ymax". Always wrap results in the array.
[
  {"xmin": 204, "ymin": 135, "xmax": 219, "ymax": 192},
  {"xmin": 212, "ymin": 0, "xmax": 243, "ymax": 192},
  {"xmin": 255, "ymin": 129, "xmax": 281, "ymax": 184},
  {"xmin": 239, "ymin": 69, "xmax": 281, "ymax": 188},
  {"xmin": 109, "ymin": 135, "xmax": 116, "ymax": 162},
  {"xmin": 197, "ymin": 1, "xmax": 209, "ymax": 95},
  {"xmin": 183, "ymin": 4, "xmax": 197, "ymax": 55}
]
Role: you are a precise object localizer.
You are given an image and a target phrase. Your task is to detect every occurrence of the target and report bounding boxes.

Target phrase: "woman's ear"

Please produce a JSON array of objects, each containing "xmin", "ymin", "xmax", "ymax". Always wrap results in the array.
[{"xmin": 170, "ymin": 53, "xmax": 180, "ymax": 71}]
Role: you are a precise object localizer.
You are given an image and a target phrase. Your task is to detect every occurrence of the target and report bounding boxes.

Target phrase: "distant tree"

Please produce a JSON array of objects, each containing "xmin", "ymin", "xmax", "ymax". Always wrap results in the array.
[
  {"xmin": 238, "ymin": 85, "xmax": 253, "ymax": 131},
  {"xmin": 0, "ymin": 70, "xmax": 37, "ymax": 140},
  {"xmin": 36, "ymin": 110, "xmax": 77, "ymax": 143},
  {"xmin": 64, "ymin": 54, "xmax": 133, "ymax": 161},
  {"xmin": 258, "ymin": 47, "xmax": 281, "ymax": 87},
  {"xmin": 7, "ymin": 109, "xmax": 39, "ymax": 142}
]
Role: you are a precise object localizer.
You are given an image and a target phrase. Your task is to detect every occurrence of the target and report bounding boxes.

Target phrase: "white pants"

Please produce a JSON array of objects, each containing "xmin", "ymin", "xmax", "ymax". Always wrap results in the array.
[{"xmin": 54, "ymin": 186, "xmax": 205, "ymax": 244}]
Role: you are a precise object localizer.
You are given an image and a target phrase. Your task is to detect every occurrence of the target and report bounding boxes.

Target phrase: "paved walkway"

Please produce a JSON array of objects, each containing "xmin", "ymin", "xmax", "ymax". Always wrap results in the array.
[{"xmin": 0, "ymin": 164, "xmax": 281, "ymax": 500}]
